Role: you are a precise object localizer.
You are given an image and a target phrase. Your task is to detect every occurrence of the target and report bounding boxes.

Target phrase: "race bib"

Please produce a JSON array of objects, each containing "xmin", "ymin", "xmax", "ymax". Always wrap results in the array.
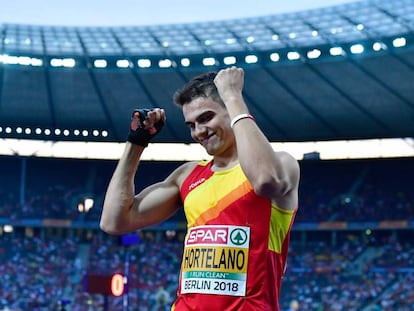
[{"xmin": 181, "ymin": 225, "xmax": 250, "ymax": 296}]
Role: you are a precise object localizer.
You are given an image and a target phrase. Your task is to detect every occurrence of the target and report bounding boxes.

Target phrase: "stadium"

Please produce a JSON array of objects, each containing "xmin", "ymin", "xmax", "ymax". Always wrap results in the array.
[{"xmin": 0, "ymin": 0, "xmax": 413, "ymax": 310}]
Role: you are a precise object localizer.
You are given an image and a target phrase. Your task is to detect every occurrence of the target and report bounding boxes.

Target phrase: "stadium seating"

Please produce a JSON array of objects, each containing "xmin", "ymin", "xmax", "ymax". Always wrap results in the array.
[{"xmin": 1, "ymin": 156, "xmax": 413, "ymax": 310}]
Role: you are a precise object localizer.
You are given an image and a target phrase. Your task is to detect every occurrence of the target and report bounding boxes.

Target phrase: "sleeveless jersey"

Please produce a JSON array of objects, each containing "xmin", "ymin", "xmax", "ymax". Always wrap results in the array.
[{"xmin": 171, "ymin": 160, "xmax": 296, "ymax": 311}]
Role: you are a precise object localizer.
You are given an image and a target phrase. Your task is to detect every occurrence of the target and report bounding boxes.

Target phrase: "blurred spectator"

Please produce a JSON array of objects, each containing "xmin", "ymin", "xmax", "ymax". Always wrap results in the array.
[{"xmin": 1, "ymin": 156, "xmax": 413, "ymax": 310}]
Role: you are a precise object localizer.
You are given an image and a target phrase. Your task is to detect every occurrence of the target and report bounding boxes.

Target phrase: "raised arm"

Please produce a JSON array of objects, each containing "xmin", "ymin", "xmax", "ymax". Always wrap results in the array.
[
  {"xmin": 100, "ymin": 108, "xmax": 190, "ymax": 234},
  {"xmin": 214, "ymin": 67, "xmax": 300, "ymax": 210},
  {"xmin": 100, "ymin": 142, "xmax": 185, "ymax": 234}
]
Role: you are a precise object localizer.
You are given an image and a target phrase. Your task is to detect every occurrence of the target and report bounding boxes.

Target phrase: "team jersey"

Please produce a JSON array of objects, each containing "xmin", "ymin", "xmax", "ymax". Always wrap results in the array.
[{"xmin": 171, "ymin": 160, "xmax": 296, "ymax": 311}]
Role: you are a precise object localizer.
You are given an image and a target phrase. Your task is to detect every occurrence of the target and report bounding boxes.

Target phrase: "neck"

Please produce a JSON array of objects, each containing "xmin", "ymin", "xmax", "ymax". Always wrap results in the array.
[{"xmin": 211, "ymin": 155, "xmax": 239, "ymax": 171}]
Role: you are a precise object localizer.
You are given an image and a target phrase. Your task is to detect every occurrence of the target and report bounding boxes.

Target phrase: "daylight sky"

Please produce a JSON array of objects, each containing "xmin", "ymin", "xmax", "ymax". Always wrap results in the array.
[{"xmin": 0, "ymin": 0, "xmax": 361, "ymax": 27}]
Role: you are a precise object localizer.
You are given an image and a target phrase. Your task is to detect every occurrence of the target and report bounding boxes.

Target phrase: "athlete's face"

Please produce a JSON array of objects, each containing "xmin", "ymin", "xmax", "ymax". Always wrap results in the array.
[{"xmin": 183, "ymin": 97, "xmax": 234, "ymax": 156}]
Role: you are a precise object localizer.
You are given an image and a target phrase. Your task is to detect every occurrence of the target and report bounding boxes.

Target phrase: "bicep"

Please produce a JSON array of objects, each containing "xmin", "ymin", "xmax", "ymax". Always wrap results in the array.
[
  {"xmin": 121, "ymin": 161, "xmax": 196, "ymax": 231},
  {"xmin": 129, "ymin": 180, "xmax": 182, "ymax": 229}
]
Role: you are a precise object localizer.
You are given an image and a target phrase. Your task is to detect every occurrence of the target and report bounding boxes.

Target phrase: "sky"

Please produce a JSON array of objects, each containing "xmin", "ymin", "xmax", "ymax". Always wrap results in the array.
[{"xmin": 0, "ymin": 0, "xmax": 361, "ymax": 27}]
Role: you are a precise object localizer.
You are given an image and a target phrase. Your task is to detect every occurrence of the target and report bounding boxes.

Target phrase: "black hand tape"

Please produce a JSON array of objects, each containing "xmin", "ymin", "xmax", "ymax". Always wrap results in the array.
[{"xmin": 127, "ymin": 109, "xmax": 164, "ymax": 147}]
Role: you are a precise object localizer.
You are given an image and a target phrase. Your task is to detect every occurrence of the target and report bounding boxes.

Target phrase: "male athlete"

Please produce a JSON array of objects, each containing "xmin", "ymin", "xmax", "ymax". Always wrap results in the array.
[{"xmin": 100, "ymin": 66, "xmax": 300, "ymax": 310}]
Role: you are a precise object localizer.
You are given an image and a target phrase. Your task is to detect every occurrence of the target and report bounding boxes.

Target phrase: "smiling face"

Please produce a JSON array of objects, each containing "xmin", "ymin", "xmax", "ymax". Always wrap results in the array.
[{"xmin": 183, "ymin": 97, "xmax": 235, "ymax": 156}]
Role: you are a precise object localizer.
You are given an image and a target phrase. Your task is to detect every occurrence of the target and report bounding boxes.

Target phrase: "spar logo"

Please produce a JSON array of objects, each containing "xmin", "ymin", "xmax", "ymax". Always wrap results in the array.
[
  {"xmin": 186, "ymin": 226, "xmax": 250, "ymax": 247},
  {"xmin": 187, "ymin": 226, "xmax": 228, "ymax": 245},
  {"xmin": 230, "ymin": 228, "xmax": 248, "ymax": 246}
]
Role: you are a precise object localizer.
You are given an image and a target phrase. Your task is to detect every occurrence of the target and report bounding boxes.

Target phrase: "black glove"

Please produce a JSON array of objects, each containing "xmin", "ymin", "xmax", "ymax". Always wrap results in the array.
[{"xmin": 127, "ymin": 109, "xmax": 164, "ymax": 147}]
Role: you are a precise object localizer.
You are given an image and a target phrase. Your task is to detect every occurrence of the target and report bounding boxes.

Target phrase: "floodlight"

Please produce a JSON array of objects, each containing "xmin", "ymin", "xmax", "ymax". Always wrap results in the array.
[
  {"xmin": 307, "ymin": 49, "xmax": 321, "ymax": 59},
  {"xmin": 356, "ymin": 24, "xmax": 364, "ymax": 31},
  {"xmin": 116, "ymin": 59, "xmax": 129, "ymax": 68},
  {"xmin": 272, "ymin": 34, "xmax": 279, "ymax": 41},
  {"xmin": 392, "ymin": 37, "xmax": 406, "ymax": 48},
  {"xmin": 50, "ymin": 58, "xmax": 63, "ymax": 67},
  {"xmin": 202, "ymin": 57, "xmax": 216, "ymax": 66},
  {"xmin": 31, "ymin": 58, "xmax": 43, "ymax": 66},
  {"xmin": 3, "ymin": 55, "xmax": 19, "ymax": 65},
  {"xmin": 94, "ymin": 59, "xmax": 107, "ymax": 68},
  {"xmin": 329, "ymin": 47, "xmax": 343, "ymax": 56},
  {"xmin": 62, "ymin": 58, "xmax": 75, "ymax": 68},
  {"xmin": 245, "ymin": 55, "xmax": 258, "ymax": 64},
  {"xmin": 180, "ymin": 58, "xmax": 190, "ymax": 67},
  {"xmin": 3, "ymin": 225, "xmax": 13, "ymax": 233},
  {"xmin": 226, "ymin": 38, "xmax": 237, "ymax": 45},
  {"xmin": 373, "ymin": 42, "xmax": 387, "ymax": 51},
  {"xmin": 287, "ymin": 51, "xmax": 300, "ymax": 60},
  {"xmin": 270, "ymin": 53, "xmax": 280, "ymax": 62},
  {"xmin": 84, "ymin": 198, "xmax": 94, "ymax": 211},
  {"xmin": 18, "ymin": 56, "xmax": 31, "ymax": 66},
  {"xmin": 137, "ymin": 59, "xmax": 151, "ymax": 68},
  {"xmin": 246, "ymin": 36, "xmax": 254, "ymax": 43},
  {"xmin": 159, "ymin": 59, "xmax": 172, "ymax": 68},
  {"xmin": 350, "ymin": 44, "xmax": 364, "ymax": 54},
  {"xmin": 223, "ymin": 56, "xmax": 236, "ymax": 65}
]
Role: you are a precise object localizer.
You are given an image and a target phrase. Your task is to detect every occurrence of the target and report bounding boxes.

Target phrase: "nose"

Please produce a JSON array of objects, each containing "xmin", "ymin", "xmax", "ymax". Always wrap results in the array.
[{"xmin": 193, "ymin": 123, "xmax": 207, "ymax": 138}]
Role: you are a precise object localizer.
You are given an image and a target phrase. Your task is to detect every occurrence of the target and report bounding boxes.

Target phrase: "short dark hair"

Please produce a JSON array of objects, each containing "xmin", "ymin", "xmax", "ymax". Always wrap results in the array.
[{"xmin": 173, "ymin": 71, "xmax": 225, "ymax": 107}]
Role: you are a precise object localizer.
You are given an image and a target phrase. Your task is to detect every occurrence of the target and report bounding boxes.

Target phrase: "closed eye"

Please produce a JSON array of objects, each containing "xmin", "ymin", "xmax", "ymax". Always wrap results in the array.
[
  {"xmin": 197, "ymin": 111, "xmax": 215, "ymax": 124},
  {"xmin": 185, "ymin": 122, "xmax": 195, "ymax": 130},
  {"xmin": 185, "ymin": 111, "xmax": 215, "ymax": 130}
]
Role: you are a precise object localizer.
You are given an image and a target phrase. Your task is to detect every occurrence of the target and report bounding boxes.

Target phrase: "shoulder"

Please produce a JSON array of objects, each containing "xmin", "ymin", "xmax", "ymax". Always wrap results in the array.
[
  {"xmin": 176, "ymin": 161, "xmax": 200, "ymax": 175},
  {"xmin": 275, "ymin": 150, "xmax": 297, "ymax": 162},
  {"xmin": 275, "ymin": 151, "xmax": 300, "ymax": 174},
  {"xmin": 168, "ymin": 161, "xmax": 200, "ymax": 187}
]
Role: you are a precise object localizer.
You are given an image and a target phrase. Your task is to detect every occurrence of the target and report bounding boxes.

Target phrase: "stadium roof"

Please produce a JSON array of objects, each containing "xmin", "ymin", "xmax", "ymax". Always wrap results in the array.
[{"xmin": 0, "ymin": 0, "xmax": 413, "ymax": 144}]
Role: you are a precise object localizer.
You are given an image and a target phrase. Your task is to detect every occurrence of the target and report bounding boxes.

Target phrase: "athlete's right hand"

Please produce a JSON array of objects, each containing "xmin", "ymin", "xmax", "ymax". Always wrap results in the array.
[{"xmin": 127, "ymin": 108, "xmax": 166, "ymax": 147}]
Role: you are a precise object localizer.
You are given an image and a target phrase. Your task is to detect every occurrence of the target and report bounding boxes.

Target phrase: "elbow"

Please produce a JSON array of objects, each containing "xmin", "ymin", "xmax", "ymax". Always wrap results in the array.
[
  {"xmin": 99, "ymin": 216, "xmax": 127, "ymax": 235},
  {"xmin": 253, "ymin": 176, "xmax": 291, "ymax": 198},
  {"xmin": 253, "ymin": 155, "xmax": 300, "ymax": 199},
  {"xmin": 99, "ymin": 199, "xmax": 135, "ymax": 235},
  {"xmin": 99, "ymin": 220, "xmax": 120, "ymax": 235}
]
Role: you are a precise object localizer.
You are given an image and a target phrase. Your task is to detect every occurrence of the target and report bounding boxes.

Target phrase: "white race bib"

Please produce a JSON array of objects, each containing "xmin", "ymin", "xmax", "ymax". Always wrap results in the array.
[{"xmin": 181, "ymin": 225, "xmax": 250, "ymax": 296}]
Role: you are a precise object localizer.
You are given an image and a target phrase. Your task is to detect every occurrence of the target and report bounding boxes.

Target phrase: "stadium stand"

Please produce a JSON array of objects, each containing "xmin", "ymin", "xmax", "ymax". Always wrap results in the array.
[
  {"xmin": 1, "ymin": 156, "xmax": 413, "ymax": 310},
  {"xmin": 1, "ymin": 0, "xmax": 414, "ymax": 309}
]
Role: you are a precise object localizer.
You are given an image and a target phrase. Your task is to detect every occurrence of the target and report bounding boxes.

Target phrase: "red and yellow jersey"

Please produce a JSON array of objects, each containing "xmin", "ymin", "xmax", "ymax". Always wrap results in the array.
[{"xmin": 171, "ymin": 160, "xmax": 296, "ymax": 311}]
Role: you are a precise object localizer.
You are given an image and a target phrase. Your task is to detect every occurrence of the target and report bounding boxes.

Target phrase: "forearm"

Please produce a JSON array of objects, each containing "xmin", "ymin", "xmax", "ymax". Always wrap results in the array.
[
  {"xmin": 235, "ymin": 122, "xmax": 283, "ymax": 188},
  {"xmin": 100, "ymin": 142, "xmax": 144, "ymax": 234},
  {"xmin": 215, "ymin": 67, "xmax": 298, "ymax": 200},
  {"xmin": 226, "ymin": 97, "xmax": 293, "ymax": 197}
]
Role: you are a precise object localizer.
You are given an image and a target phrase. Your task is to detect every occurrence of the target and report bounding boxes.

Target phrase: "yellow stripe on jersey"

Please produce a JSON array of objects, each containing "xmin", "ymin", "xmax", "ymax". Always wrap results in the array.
[
  {"xmin": 268, "ymin": 205, "xmax": 295, "ymax": 253},
  {"xmin": 184, "ymin": 164, "xmax": 252, "ymax": 227},
  {"xmin": 192, "ymin": 180, "xmax": 252, "ymax": 227}
]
